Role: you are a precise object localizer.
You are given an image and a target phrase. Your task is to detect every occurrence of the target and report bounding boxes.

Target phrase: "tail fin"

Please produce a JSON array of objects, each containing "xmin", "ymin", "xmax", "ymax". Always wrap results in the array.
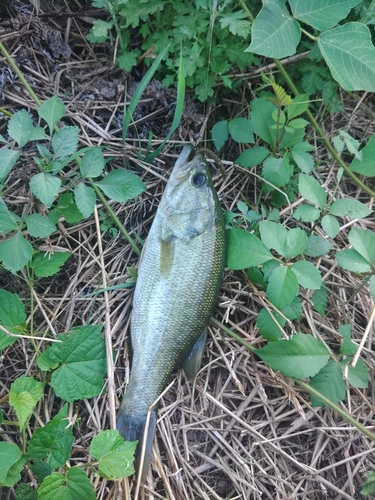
[{"xmin": 117, "ymin": 408, "xmax": 157, "ymax": 485}]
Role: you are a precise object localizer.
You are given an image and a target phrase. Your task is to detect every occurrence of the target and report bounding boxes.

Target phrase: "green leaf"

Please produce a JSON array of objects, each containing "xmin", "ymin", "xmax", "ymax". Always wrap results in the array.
[
  {"xmin": 298, "ymin": 173, "xmax": 326, "ymax": 210},
  {"xmin": 289, "ymin": 0, "xmax": 361, "ymax": 31},
  {"xmin": 28, "ymin": 404, "xmax": 74, "ymax": 468},
  {"xmin": 54, "ymin": 192, "xmax": 84, "ymax": 224},
  {"xmin": 0, "ymin": 442, "xmax": 22, "ymax": 485},
  {"xmin": 80, "ymin": 147, "xmax": 105, "ymax": 178},
  {"xmin": 267, "ymin": 266, "xmax": 299, "ymax": 309},
  {"xmin": 37, "ymin": 348, "xmax": 59, "ymax": 371},
  {"xmin": 348, "ymin": 227, "xmax": 375, "ymax": 265},
  {"xmin": 24, "ymin": 214, "xmax": 56, "ymax": 238},
  {"xmin": 94, "ymin": 170, "xmax": 146, "ymax": 203},
  {"xmin": 312, "ymin": 289, "xmax": 327, "ymax": 316},
  {"xmin": 369, "ymin": 275, "xmax": 375, "ymax": 299},
  {"xmin": 49, "ymin": 325, "xmax": 106, "ymax": 402},
  {"xmin": 90, "ymin": 430, "xmax": 137, "ymax": 479},
  {"xmin": 89, "ymin": 19, "xmax": 113, "ymax": 40},
  {"xmin": 8, "ymin": 109, "xmax": 34, "ymax": 148},
  {"xmin": 259, "ymin": 221, "xmax": 287, "ymax": 256},
  {"xmin": 256, "ymin": 307, "xmax": 285, "ymax": 342},
  {"xmin": 38, "ymin": 96, "xmax": 66, "ymax": 135},
  {"xmin": 281, "ymin": 296, "xmax": 302, "ymax": 320},
  {"xmin": 284, "ymin": 228, "xmax": 308, "ymax": 258},
  {"xmin": 246, "ymin": 0, "xmax": 301, "ymax": 58},
  {"xmin": 310, "ymin": 361, "xmax": 346, "ymax": 407},
  {"xmin": 30, "ymin": 127, "xmax": 48, "ymax": 141},
  {"xmin": 287, "ymin": 95, "xmax": 310, "ymax": 120},
  {"xmin": 321, "ymin": 214, "xmax": 340, "ymax": 238},
  {"xmin": 0, "ymin": 231, "xmax": 33, "ymax": 273},
  {"xmin": 0, "ymin": 197, "xmax": 21, "ymax": 233},
  {"xmin": 9, "ymin": 375, "xmax": 44, "ymax": 430},
  {"xmin": 361, "ymin": 471, "xmax": 375, "ymax": 496},
  {"xmin": 37, "ymin": 468, "xmax": 96, "ymax": 500},
  {"xmin": 226, "ymin": 228, "xmax": 273, "ymax": 270},
  {"xmin": 0, "ymin": 289, "xmax": 26, "ymax": 349},
  {"xmin": 329, "ymin": 198, "xmax": 372, "ymax": 218},
  {"xmin": 291, "ymin": 260, "xmax": 321, "ymax": 290},
  {"xmin": 0, "ymin": 149, "xmax": 20, "ymax": 179},
  {"xmin": 15, "ymin": 483, "xmax": 38, "ymax": 500},
  {"xmin": 250, "ymin": 97, "xmax": 277, "ymax": 146},
  {"xmin": 338, "ymin": 324, "xmax": 357, "ymax": 356},
  {"xmin": 228, "ymin": 118, "xmax": 254, "ymax": 144},
  {"xmin": 336, "ymin": 249, "xmax": 371, "ymax": 272},
  {"xmin": 293, "ymin": 204, "xmax": 320, "ymax": 222},
  {"xmin": 219, "ymin": 10, "xmax": 252, "ymax": 37},
  {"xmin": 30, "ymin": 173, "xmax": 62, "ymax": 208},
  {"xmin": 31, "ymin": 460, "xmax": 54, "ymax": 484},
  {"xmin": 262, "ymin": 155, "xmax": 293, "ymax": 188},
  {"xmin": 31, "ymin": 251, "xmax": 72, "ymax": 278},
  {"xmin": 291, "ymin": 147, "xmax": 314, "ymax": 174},
  {"xmin": 345, "ymin": 359, "xmax": 369, "ymax": 389},
  {"xmin": 349, "ymin": 134, "xmax": 375, "ymax": 176},
  {"xmin": 74, "ymin": 183, "xmax": 96, "ymax": 218},
  {"xmin": 304, "ymin": 235, "xmax": 332, "ymax": 257},
  {"xmin": 52, "ymin": 126, "xmax": 79, "ymax": 159},
  {"xmin": 235, "ymin": 147, "xmax": 270, "ymax": 167},
  {"xmin": 318, "ymin": 23, "xmax": 375, "ymax": 91},
  {"xmin": 255, "ymin": 333, "xmax": 330, "ymax": 379},
  {"xmin": 211, "ymin": 120, "xmax": 229, "ymax": 151}
]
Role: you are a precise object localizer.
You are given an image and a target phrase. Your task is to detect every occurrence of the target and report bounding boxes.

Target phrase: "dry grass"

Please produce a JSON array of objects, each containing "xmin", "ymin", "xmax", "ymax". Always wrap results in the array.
[{"xmin": 1, "ymin": 2, "xmax": 375, "ymax": 499}]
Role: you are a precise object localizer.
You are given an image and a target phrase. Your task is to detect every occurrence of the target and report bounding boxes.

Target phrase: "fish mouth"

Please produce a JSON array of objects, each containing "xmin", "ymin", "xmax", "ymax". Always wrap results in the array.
[{"xmin": 173, "ymin": 145, "xmax": 205, "ymax": 181}]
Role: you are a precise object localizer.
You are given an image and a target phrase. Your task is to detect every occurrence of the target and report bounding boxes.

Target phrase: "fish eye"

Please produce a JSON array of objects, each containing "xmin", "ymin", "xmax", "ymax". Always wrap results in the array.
[{"xmin": 192, "ymin": 172, "xmax": 207, "ymax": 187}]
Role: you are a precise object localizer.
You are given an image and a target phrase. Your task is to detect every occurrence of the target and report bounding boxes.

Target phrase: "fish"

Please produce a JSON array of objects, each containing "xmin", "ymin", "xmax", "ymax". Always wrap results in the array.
[{"xmin": 116, "ymin": 144, "xmax": 226, "ymax": 484}]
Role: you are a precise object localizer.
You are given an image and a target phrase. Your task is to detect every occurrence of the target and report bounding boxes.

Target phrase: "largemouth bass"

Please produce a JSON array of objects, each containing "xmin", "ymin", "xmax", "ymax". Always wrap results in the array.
[{"xmin": 117, "ymin": 144, "xmax": 226, "ymax": 484}]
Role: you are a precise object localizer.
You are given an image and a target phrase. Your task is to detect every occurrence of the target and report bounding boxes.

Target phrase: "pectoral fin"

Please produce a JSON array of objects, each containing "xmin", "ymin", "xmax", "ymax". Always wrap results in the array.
[{"xmin": 181, "ymin": 330, "xmax": 207, "ymax": 381}]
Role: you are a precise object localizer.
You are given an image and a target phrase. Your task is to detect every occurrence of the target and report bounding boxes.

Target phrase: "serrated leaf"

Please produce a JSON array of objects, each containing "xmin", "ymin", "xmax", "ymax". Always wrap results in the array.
[
  {"xmin": 345, "ymin": 359, "xmax": 369, "ymax": 389},
  {"xmin": 90, "ymin": 430, "xmax": 137, "ymax": 479},
  {"xmin": 235, "ymin": 147, "xmax": 270, "ymax": 167},
  {"xmin": 267, "ymin": 266, "xmax": 299, "ymax": 309},
  {"xmin": 228, "ymin": 117, "xmax": 254, "ymax": 144},
  {"xmin": 0, "ymin": 231, "xmax": 33, "ymax": 273},
  {"xmin": 246, "ymin": 0, "xmax": 301, "ymax": 58},
  {"xmin": 211, "ymin": 120, "xmax": 229, "ymax": 151},
  {"xmin": 285, "ymin": 228, "xmax": 308, "ymax": 258},
  {"xmin": 30, "ymin": 127, "xmax": 48, "ymax": 141},
  {"xmin": 28, "ymin": 404, "xmax": 73, "ymax": 468},
  {"xmin": 318, "ymin": 23, "xmax": 375, "ymax": 92},
  {"xmin": 321, "ymin": 214, "xmax": 340, "ymax": 238},
  {"xmin": 9, "ymin": 375, "xmax": 44, "ymax": 430},
  {"xmin": 74, "ymin": 183, "xmax": 96, "ymax": 218},
  {"xmin": 49, "ymin": 325, "xmax": 106, "ymax": 402},
  {"xmin": 298, "ymin": 173, "xmax": 326, "ymax": 210},
  {"xmin": 259, "ymin": 221, "xmax": 287, "ymax": 256},
  {"xmin": 37, "ymin": 468, "xmax": 96, "ymax": 500},
  {"xmin": 31, "ymin": 460, "xmax": 54, "ymax": 484},
  {"xmin": 312, "ymin": 289, "xmax": 327, "ymax": 316},
  {"xmin": 37, "ymin": 348, "xmax": 59, "ymax": 371},
  {"xmin": 256, "ymin": 307, "xmax": 285, "ymax": 342},
  {"xmin": 304, "ymin": 235, "xmax": 332, "ymax": 257},
  {"xmin": 52, "ymin": 126, "xmax": 79, "ymax": 159},
  {"xmin": 336, "ymin": 249, "xmax": 371, "ymax": 272},
  {"xmin": 289, "ymin": 0, "xmax": 360, "ymax": 31},
  {"xmin": 0, "ymin": 442, "xmax": 21, "ymax": 484},
  {"xmin": 293, "ymin": 205, "xmax": 320, "ymax": 222},
  {"xmin": 348, "ymin": 227, "xmax": 375, "ymax": 265},
  {"xmin": 15, "ymin": 483, "xmax": 38, "ymax": 500},
  {"xmin": 219, "ymin": 10, "xmax": 252, "ymax": 38},
  {"xmin": 31, "ymin": 251, "xmax": 72, "ymax": 278},
  {"xmin": 310, "ymin": 361, "xmax": 346, "ymax": 407},
  {"xmin": 94, "ymin": 170, "xmax": 146, "ymax": 203},
  {"xmin": 226, "ymin": 228, "xmax": 273, "ymax": 270},
  {"xmin": 281, "ymin": 296, "xmax": 302, "ymax": 320},
  {"xmin": 38, "ymin": 96, "xmax": 66, "ymax": 134},
  {"xmin": 255, "ymin": 333, "xmax": 330, "ymax": 379},
  {"xmin": 0, "ymin": 149, "xmax": 20, "ymax": 179},
  {"xmin": 24, "ymin": 214, "xmax": 56, "ymax": 238},
  {"xmin": 349, "ymin": 134, "xmax": 375, "ymax": 176},
  {"xmin": 8, "ymin": 109, "xmax": 33, "ymax": 148},
  {"xmin": 291, "ymin": 260, "xmax": 321, "ymax": 290},
  {"xmin": 80, "ymin": 147, "xmax": 105, "ymax": 178},
  {"xmin": 329, "ymin": 198, "xmax": 372, "ymax": 218},
  {"xmin": 0, "ymin": 289, "xmax": 26, "ymax": 349},
  {"xmin": 30, "ymin": 173, "xmax": 62, "ymax": 208},
  {"xmin": 0, "ymin": 197, "xmax": 21, "ymax": 234},
  {"xmin": 338, "ymin": 324, "xmax": 357, "ymax": 356}
]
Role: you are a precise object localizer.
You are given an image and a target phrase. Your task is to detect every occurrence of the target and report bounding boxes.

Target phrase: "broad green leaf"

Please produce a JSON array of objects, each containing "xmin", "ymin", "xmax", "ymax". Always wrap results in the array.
[
  {"xmin": 52, "ymin": 126, "xmax": 79, "ymax": 159},
  {"xmin": 298, "ymin": 173, "xmax": 326, "ymax": 210},
  {"xmin": 28, "ymin": 404, "xmax": 74, "ymax": 468},
  {"xmin": 250, "ymin": 98, "xmax": 277, "ymax": 146},
  {"xmin": 284, "ymin": 228, "xmax": 308, "ymax": 258},
  {"xmin": 228, "ymin": 117, "xmax": 254, "ymax": 144},
  {"xmin": 267, "ymin": 266, "xmax": 299, "ymax": 309},
  {"xmin": 336, "ymin": 248, "xmax": 371, "ymax": 272},
  {"xmin": 259, "ymin": 221, "xmax": 287, "ymax": 256},
  {"xmin": 291, "ymin": 261, "xmax": 321, "ymax": 290},
  {"xmin": 318, "ymin": 23, "xmax": 375, "ymax": 91},
  {"xmin": 37, "ymin": 348, "xmax": 59, "ymax": 371},
  {"xmin": 289, "ymin": 0, "xmax": 360, "ymax": 31},
  {"xmin": 338, "ymin": 324, "xmax": 357, "ymax": 356},
  {"xmin": 348, "ymin": 227, "xmax": 375, "ymax": 265},
  {"xmin": 344, "ymin": 359, "xmax": 369, "ymax": 389},
  {"xmin": 321, "ymin": 214, "xmax": 340, "ymax": 238},
  {"xmin": 219, "ymin": 10, "xmax": 252, "ymax": 37},
  {"xmin": 37, "ymin": 468, "xmax": 96, "ymax": 500},
  {"xmin": 291, "ymin": 148, "xmax": 314, "ymax": 174},
  {"xmin": 0, "ymin": 289, "xmax": 26, "ymax": 349},
  {"xmin": 0, "ymin": 231, "xmax": 33, "ymax": 273},
  {"xmin": 246, "ymin": 266, "xmax": 265, "ymax": 285},
  {"xmin": 54, "ymin": 192, "xmax": 84, "ymax": 224},
  {"xmin": 0, "ymin": 442, "xmax": 21, "ymax": 484},
  {"xmin": 256, "ymin": 307, "xmax": 285, "ymax": 342},
  {"xmin": 0, "ymin": 149, "xmax": 20, "ymax": 179},
  {"xmin": 287, "ymin": 95, "xmax": 310, "ymax": 120},
  {"xmin": 38, "ymin": 96, "xmax": 66, "ymax": 134},
  {"xmin": 30, "ymin": 173, "xmax": 62, "ymax": 208},
  {"xmin": 304, "ymin": 235, "xmax": 332, "ymax": 257},
  {"xmin": 261, "ymin": 259, "xmax": 280, "ymax": 281},
  {"xmin": 90, "ymin": 430, "xmax": 137, "ymax": 479},
  {"xmin": 15, "ymin": 483, "xmax": 38, "ymax": 500},
  {"xmin": 0, "ymin": 197, "xmax": 20, "ymax": 234},
  {"xmin": 30, "ymin": 127, "xmax": 48, "ymax": 141},
  {"xmin": 370, "ymin": 275, "xmax": 375, "ymax": 299},
  {"xmin": 94, "ymin": 169, "xmax": 146, "ymax": 202},
  {"xmin": 8, "ymin": 109, "xmax": 33, "ymax": 147},
  {"xmin": 246, "ymin": 0, "xmax": 300, "ymax": 58},
  {"xmin": 235, "ymin": 147, "xmax": 270, "ymax": 167},
  {"xmin": 329, "ymin": 198, "xmax": 372, "ymax": 218},
  {"xmin": 226, "ymin": 228, "xmax": 273, "ymax": 269},
  {"xmin": 24, "ymin": 214, "xmax": 56, "ymax": 238},
  {"xmin": 262, "ymin": 155, "xmax": 293, "ymax": 188},
  {"xmin": 31, "ymin": 460, "xmax": 54, "ymax": 484},
  {"xmin": 80, "ymin": 147, "xmax": 105, "ymax": 178},
  {"xmin": 31, "ymin": 251, "xmax": 72, "ymax": 278},
  {"xmin": 310, "ymin": 361, "xmax": 346, "ymax": 407},
  {"xmin": 293, "ymin": 205, "xmax": 320, "ymax": 222},
  {"xmin": 74, "ymin": 183, "xmax": 96, "ymax": 218},
  {"xmin": 312, "ymin": 289, "xmax": 327, "ymax": 316},
  {"xmin": 9, "ymin": 375, "xmax": 44, "ymax": 430},
  {"xmin": 349, "ymin": 134, "xmax": 375, "ymax": 176},
  {"xmin": 281, "ymin": 296, "xmax": 302, "ymax": 320},
  {"xmin": 361, "ymin": 471, "xmax": 375, "ymax": 496},
  {"xmin": 255, "ymin": 333, "xmax": 330, "ymax": 379},
  {"xmin": 211, "ymin": 120, "xmax": 229, "ymax": 151},
  {"xmin": 49, "ymin": 325, "xmax": 106, "ymax": 402}
]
